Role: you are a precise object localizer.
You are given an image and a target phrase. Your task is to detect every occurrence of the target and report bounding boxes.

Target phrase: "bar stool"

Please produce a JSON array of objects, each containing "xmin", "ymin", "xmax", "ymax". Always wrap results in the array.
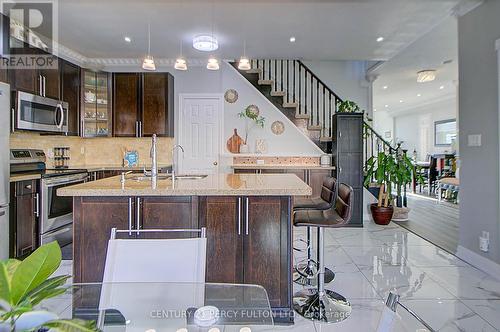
[
  {"xmin": 293, "ymin": 183, "xmax": 354, "ymax": 323},
  {"xmin": 293, "ymin": 177, "xmax": 336, "ymax": 286}
]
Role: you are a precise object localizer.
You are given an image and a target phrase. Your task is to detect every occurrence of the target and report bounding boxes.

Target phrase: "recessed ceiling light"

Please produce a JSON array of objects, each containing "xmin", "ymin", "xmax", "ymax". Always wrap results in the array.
[
  {"xmin": 439, "ymin": 85, "xmax": 444, "ymax": 90},
  {"xmin": 124, "ymin": 36, "xmax": 132, "ymax": 43},
  {"xmin": 399, "ymin": 100, "xmax": 403, "ymax": 103},
  {"xmin": 373, "ymin": 108, "xmax": 377, "ymax": 112},
  {"xmin": 289, "ymin": 36, "xmax": 296, "ymax": 43},
  {"xmin": 384, "ymin": 104, "xmax": 389, "ymax": 108},
  {"xmin": 376, "ymin": 36, "xmax": 384, "ymax": 42},
  {"xmin": 383, "ymin": 85, "xmax": 388, "ymax": 90},
  {"xmin": 417, "ymin": 69, "xmax": 436, "ymax": 83},
  {"xmin": 417, "ymin": 93, "xmax": 421, "ymax": 97}
]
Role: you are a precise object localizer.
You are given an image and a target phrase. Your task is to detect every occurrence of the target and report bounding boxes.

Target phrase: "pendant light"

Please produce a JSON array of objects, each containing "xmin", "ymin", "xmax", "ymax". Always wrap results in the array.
[
  {"xmin": 238, "ymin": 40, "xmax": 251, "ymax": 70},
  {"xmin": 207, "ymin": 57, "xmax": 219, "ymax": 70},
  {"xmin": 206, "ymin": 0, "xmax": 219, "ymax": 71},
  {"xmin": 174, "ymin": 40, "xmax": 188, "ymax": 71},
  {"xmin": 142, "ymin": 23, "xmax": 156, "ymax": 71}
]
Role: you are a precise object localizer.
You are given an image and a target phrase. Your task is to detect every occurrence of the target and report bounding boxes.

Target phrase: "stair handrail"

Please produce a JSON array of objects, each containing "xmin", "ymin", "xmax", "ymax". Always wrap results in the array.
[
  {"xmin": 363, "ymin": 121, "xmax": 397, "ymax": 153},
  {"xmin": 297, "ymin": 60, "xmax": 343, "ymax": 103}
]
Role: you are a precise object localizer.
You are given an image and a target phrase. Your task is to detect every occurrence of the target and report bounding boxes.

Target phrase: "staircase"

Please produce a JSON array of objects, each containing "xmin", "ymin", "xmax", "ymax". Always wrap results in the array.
[
  {"xmin": 231, "ymin": 59, "xmax": 342, "ymax": 152},
  {"xmin": 231, "ymin": 59, "xmax": 397, "ymax": 161}
]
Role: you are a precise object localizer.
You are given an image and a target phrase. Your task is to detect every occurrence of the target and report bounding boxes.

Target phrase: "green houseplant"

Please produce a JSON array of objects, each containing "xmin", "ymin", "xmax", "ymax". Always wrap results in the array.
[
  {"xmin": 364, "ymin": 148, "xmax": 423, "ymax": 224},
  {"xmin": 0, "ymin": 242, "xmax": 98, "ymax": 332},
  {"xmin": 337, "ymin": 100, "xmax": 362, "ymax": 113}
]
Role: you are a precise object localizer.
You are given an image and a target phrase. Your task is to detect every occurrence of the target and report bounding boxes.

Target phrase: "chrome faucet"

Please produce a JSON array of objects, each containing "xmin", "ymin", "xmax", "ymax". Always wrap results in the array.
[
  {"xmin": 171, "ymin": 144, "xmax": 185, "ymax": 183},
  {"xmin": 150, "ymin": 134, "xmax": 158, "ymax": 184}
]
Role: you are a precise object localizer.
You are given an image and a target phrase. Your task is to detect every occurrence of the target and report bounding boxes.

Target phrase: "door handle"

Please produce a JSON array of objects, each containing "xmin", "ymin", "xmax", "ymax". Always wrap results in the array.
[
  {"xmin": 139, "ymin": 121, "xmax": 142, "ymax": 137},
  {"xmin": 237, "ymin": 197, "xmax": 241, "ymax": 235},
  {"xmin": 56, "ymin": 104, "xmax": 64, "ymax": 129},
  {"xmin": 128, "ymin": 197, "xmax": 133, "ymax": 236},
  {"xmin": 135, "ymin": 197, "xmax": 141, "ymax": 235},
  {"xmin": 43, "ymin": 75, "xmax": 46, "ymax": 97},
  {"xmin": 135, "ymin": 121, "xmax": 139, "ymax": 137},
  {"xmin": 39, "ymin": 75, "xmax": 43, "ymax": 96},
  {"xmin": 245, "ymin": 197, "xmax": 249, "ymax": 235},
  {"xmin": 34, "ymin": 193, "xmax": 39, "ymax": 218}
]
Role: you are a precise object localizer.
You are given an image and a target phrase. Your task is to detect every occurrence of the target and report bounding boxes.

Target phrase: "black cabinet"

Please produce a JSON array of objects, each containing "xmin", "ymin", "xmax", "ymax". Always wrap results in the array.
[
  {"xmin": 9, "ymin": 179, "xmax": 39, "ymax": 258},
  {"xmin": 61, "ymin": 60, "xmax": 80, "ymax": 135},
  {"xmin": 332, "ymin": 113, "xmax": 363, "ymax": 227}
]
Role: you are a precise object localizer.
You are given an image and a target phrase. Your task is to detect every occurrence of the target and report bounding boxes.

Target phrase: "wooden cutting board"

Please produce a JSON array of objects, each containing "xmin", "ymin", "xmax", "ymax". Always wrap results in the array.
[{"xmin": 227, "ymin": 128, "xmax": 243, "ymax": 153}]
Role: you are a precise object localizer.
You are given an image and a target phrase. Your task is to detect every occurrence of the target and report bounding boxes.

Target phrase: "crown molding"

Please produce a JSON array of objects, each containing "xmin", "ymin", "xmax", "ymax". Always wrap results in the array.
[{"xmin": 451, "ymin": 0, "xmax": 483, "ymax": 17}]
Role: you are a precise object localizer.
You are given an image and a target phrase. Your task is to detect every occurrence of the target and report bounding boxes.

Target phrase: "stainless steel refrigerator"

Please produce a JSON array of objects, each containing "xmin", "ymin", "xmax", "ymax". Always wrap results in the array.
[{"xmin": 0, "ymin": 82, "xmax": 10, "ymax": 260}]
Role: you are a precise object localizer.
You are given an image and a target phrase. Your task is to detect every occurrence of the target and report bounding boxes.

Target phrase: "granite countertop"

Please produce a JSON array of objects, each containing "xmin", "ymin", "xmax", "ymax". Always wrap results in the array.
[
  {"xmin": 231, "ymin": 164, "xmax": 336, "ymax": 170},
  {"xmin": 58, "ymin": 173, "xmax": 312, "ymax": 197},
  {"xmin": 9, "ymin": 173, "xmax": 42, "ymax": 182}
]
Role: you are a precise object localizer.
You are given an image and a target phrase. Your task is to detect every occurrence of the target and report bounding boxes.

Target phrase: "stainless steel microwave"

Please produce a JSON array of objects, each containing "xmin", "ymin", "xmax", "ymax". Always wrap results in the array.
[{"xmin": 15, "ymin": 91, "xmax": 68, "ymax": 133}]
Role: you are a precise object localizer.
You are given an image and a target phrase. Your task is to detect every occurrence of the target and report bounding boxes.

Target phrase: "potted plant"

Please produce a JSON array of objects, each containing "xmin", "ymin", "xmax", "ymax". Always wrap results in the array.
[
  {"xmin": 364, "ymin": 151, "xmax": 396, "ymax": 225},
  {"xmin": 0, "ymin": 242, "xmax": 98, "ymax": 332},
  {"xmin": 365, "ymin": 149, "xmax": 424, "ymax": 224},
  {"xmin": 238, "ymin": 105, "xmax": 265, "ymax": 153},
  {"xmin": 337, "ymin": 100, "xmax": 362, "ymax": 113}
]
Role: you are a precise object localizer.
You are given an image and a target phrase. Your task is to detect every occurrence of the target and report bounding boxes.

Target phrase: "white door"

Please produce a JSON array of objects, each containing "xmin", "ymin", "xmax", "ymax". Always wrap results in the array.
[{"xmin": 178, "ymin": 94, "xmax": 223, "ymax": 174}]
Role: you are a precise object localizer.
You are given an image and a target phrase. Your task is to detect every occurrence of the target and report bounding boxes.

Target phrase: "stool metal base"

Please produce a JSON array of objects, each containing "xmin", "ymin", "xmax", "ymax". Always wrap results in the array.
[
  {"xmin": 293, "ymin": 288, "xmax": 352, "ymax": 323},
  {"xmin": 293, "ymin": 261, "xmax": 335, "ymax": 286}
]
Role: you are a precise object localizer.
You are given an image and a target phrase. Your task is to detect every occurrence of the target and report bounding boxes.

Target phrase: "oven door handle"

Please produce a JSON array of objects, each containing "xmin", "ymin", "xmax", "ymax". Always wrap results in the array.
[{"xmin": 43, "ymin": 177, "xmax": 86, "ymax": 187}]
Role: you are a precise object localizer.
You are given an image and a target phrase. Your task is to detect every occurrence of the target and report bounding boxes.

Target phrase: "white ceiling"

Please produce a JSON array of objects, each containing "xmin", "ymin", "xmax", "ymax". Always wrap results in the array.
[
  {"xmin": 372, "ymin": 16, "xmax": 458, "ymax": 115},
  {"xmin": 54, "ymin": 0, "xmax": 466, "ymax": 62}
]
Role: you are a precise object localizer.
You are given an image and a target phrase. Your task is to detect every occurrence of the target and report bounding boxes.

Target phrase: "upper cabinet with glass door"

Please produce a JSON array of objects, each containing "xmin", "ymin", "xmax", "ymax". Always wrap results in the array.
[{"xmin": 82, "ymin": 70, "xmax": 111, "ymax": 137}]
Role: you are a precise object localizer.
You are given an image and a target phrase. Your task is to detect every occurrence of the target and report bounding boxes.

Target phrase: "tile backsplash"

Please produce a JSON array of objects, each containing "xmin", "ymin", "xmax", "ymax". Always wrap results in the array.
[{"xmin": 10, "ymin": 132, "xmax": 174, "ymax": 168}]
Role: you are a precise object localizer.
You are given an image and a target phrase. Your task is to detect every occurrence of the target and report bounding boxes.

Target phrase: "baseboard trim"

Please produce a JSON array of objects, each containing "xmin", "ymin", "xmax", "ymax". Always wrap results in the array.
[{"xmin": 457, "ymin": 245, "xmax": 500, "ymax": 279}]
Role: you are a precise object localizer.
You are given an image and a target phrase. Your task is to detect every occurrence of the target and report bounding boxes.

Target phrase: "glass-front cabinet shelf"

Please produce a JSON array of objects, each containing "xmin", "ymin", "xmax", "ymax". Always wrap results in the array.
[{"xmin": 81, "ymin": 70, "xmax": 111, "ymax": 137}]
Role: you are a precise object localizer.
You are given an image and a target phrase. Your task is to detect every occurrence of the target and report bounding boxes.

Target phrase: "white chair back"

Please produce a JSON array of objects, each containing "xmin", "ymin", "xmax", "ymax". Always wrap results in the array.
[{"xmin": 98, "ymin": 228, "xmax": 207, "ymax": 331}]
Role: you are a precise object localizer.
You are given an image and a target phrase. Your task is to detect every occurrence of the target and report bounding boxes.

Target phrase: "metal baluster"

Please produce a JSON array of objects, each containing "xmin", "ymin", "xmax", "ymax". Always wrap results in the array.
[
  {"xmin": 322, "ymin": 87, "xmax": 326, "ymax": 136},
  {"xmin": 316, "ymin": 80, "xmax": 320, "ymax": 126},
  {"xmin": 305, "ymin": 70, "xmax": 308, "ymax": 115},
  {"xmin": 286, "ymin": 60, "xmax": 290, "ymax": 103},
  {"xmin": 280, "ymin": 60, "xmax": 284, "ymax": 93},
  {"xmin": 298, "ymin": 64, "xmax": 302, "ymax": 114},
  {"xmin": 329, "ymin": 94, "xmax": 332, "ymax": 138},
  {"xmin": 293, "ymin": 60, "xmax": 296, "ymax": 103},
  {"xmin": 310, "ymin": 75, "xmax": 314, "ymax": 126}
]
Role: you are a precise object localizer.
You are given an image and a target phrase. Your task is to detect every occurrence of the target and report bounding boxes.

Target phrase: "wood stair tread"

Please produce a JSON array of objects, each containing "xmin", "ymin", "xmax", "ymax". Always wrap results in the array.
[
  {"xmin": 295, "ymin": 114, "xmax": 310, "ymax": 119},
  {"xmin": 258, "ymin": 79, "xmax": 273, "ymax": 85},
  {"xmin": 320, "ymin": 136, "xmax": 332, "ymax": 142},
  {"xmin": 308, "ymin": 125, "xmax": 322, "ymax": 131},
  {"xmin": 246, "ymin": 69, "xmax": 262, "ymax": 74},
  {"xmin": 270, "ymin": 91, "xmax": 286, "ymax": 97},
  {"xmin": 283, "ymin": 102, "xmax": 299, "ymax": 108}
]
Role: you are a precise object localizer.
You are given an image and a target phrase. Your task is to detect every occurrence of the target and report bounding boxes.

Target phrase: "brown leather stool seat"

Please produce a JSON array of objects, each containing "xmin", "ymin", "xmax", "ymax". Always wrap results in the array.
[
  {"xmin": 294, "ymin": 177, "xmax": 336, "ymax": 211},
  {"xmin": 293, "ymin": 183, "xmax": 354, "ymax": 323}
]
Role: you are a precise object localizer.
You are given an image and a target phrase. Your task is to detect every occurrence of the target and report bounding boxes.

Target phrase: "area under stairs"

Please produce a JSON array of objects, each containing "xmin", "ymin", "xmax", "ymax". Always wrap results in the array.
[{"xmin": 231, "ymin": 60, "xmax": 340, "ymax": 153}]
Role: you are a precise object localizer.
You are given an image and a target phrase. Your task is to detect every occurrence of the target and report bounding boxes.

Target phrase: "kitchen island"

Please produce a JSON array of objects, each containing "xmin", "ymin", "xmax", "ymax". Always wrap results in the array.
[{"xmin": 59, "ymin": 173, "xmax": 311, "ymax": 323}]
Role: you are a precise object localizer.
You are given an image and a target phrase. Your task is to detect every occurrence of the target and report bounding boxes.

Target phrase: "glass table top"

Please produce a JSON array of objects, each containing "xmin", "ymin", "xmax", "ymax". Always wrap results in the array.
[{"xmin": 38, "ymin": 282, "xmax": 275, "ymax": 332}]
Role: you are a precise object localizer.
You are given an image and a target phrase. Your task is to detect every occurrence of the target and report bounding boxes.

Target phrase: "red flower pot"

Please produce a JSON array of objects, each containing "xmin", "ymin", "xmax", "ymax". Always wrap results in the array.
[{"xmin": 370, "ymin": 203, "xmax": 394, "ymax": 225}]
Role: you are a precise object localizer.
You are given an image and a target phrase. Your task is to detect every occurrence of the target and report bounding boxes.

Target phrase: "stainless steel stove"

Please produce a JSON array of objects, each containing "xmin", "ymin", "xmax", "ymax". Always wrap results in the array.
[{"xmin": 10, "ymin": 149, "xmax": 88, "ymax": 247}]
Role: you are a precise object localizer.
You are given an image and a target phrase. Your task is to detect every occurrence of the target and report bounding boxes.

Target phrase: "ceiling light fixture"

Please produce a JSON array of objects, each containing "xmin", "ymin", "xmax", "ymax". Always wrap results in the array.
[
  {"xmin": 417, "ymin": 69, "xmax": 436, "ymax": 83},
  {"xmin": 376, "ymin": 36, "xmax": 384, "ymax": 42},
  {"xmin": 124, "ymin": 36, "xmax": 132, "ymax": 43},
  {"xmin": 417, "ymin": 93, "xmax": 421, "ymax": 97},
  {"xmin": 383, "ymin": 85, "xmax": 388, "ymax": 90},
  {"xmin": 142, "ymin": 23, "xmax": 156, "ymax": 71},
  {"xmin": 193, "ymin": 35, "xmax": 218, "ymax": 52},
  {"xmin": 384, "ymin": 104, "xmax": 389, "ymax": 108},
  {"xmin": 238, "ymin": 40, "xmax": 251, "ymax": 70},
  {"xmin": 207, "ymin": 57, "xmax": 219, "ymax": 70},
  {"xmin": 174, "ymin": 40, "xmax": 188, "ymax": 71},
  {"xmin": 399, "ymin": 100, "xmax": 403, "ymax": 103},
  {"xmin": 289, "ymin": 36, "xmax": 296, "ymax": 43},
  {"xmin": 439, "ymin": 85, "xmax": 444, "ymax": 90}
]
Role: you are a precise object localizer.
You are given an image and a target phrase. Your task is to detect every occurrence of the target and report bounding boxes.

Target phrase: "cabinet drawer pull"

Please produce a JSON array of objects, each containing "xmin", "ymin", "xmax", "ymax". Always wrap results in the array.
[
  {"xmin": 237, "ymin": 197, "xmax": 241, "ymax": 235},
  {"xmin": 245, "ymin": 197, "xmax": 249, "ymax": 235},
  {"xmin": 135, "ymin": 197, "xmax": 141, "ymax": 235},
  {"xmin": 34, "ymin": 193, "xmax": 39, "ymax": 218},
  {"xmin": 128, "ymin": 197, "xmax": 133, "ymax": 236}
]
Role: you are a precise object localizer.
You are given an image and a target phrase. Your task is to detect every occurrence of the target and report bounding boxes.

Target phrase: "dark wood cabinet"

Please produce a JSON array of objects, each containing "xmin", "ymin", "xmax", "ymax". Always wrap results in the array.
[
  {"xmin": 9, "ymin": 180, "xmax": 38, "ymax": 258},
  {"xmin": 113, "ymin": 72, "xmax": 174, "ymax": 137},
  {"xmin": 201, "ymin": 197, "xmax": 243, "ymax": 284},
  {"xmin": 200, "ymin": 196, "xmax": 292, "ymax": 315},
  {"xmin": 113, "ymin": 73, "xmax": 140, "ymax": 137},
  {"xmin": 332, "ymin": 113, "xmax": 363, "ymax": 227},
  {"xmin": 60, "ymin": 60, "xmax": 80, "ymax": 135},
  {"xmin": 39, "ymin": 65, "xmax": 60, "ymax": 99},
  {"xmin": 73, "ymin": 197, "xmax": 131, "ymax": 283}
]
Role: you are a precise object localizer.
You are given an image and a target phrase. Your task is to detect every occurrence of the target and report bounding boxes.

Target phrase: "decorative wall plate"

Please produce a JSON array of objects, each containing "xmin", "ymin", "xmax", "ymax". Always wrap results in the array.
[
  {"xmin": 271, "ymin": 121, "xmax": 285, "ymax": 135},
  {"xmin": 246, "ymin": 104, "xmax": 260, "ymax": 117},
  {"xmin": 224, "ymin": 89, "xmax": 238, "ymax": 103}
]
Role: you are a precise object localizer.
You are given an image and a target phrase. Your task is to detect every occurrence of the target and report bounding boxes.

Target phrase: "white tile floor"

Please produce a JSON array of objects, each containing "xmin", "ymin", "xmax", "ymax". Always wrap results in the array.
[{"xmin": 52, "ymin": 219, "xmax": 500, "ymax": 331}]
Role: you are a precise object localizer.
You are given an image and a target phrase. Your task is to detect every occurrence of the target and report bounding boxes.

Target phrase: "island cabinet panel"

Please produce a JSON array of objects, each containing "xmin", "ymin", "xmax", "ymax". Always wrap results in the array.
[
  {"xmin": 199, "ymin": 196, "xmax": 292, "ymax": 321},
  {"xmin": 73, "ymin": 197, "xmax": 132, "ymax": 283},
  {"xmin": 199, "ymin": 197, "xmax": 243, "ymax": 284},
  {"xmin": 140, "ymin": 196, "xmax": 198, "ymax": 238}
]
